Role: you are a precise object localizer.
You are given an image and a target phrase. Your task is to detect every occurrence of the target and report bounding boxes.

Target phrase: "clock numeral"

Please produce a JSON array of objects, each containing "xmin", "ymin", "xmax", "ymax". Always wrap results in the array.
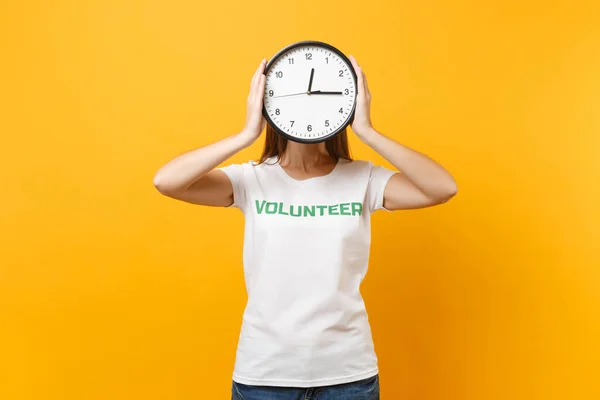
[
  {"xmin": 325, "ymin": 120, "xmax": 329, "ymax": 127},
  {"xmin": 289, "ymin": 58, "xmax": 294, "ymax": 64},
  {"xmin": 344, "ymin": 88, "xmax": 349, "ymax": 95},
  {"xmin": 290, "ymin": 120, "xmax": 294, "ymax": 127},
  {"xmin": 339, "ymin": 107, "xmax": 344, "ymax": 114},
  {"xmin": 325, "ymin": 57, "xmax": 329, "ymax": 64},
  {"xmin": 305, "ymin": 53, "xmax": 312, "ymax": 60},
  {"xmin": 275, "ymin": 71, "xmax": 283, "ymax": 78},
  {"xmin": 269, "ymin": 90, "xmax": 274, "ymax": 97},
  {"xmin": 307, "ymin": 125, "xmax": 312, "ymax": 132},
  {"xmin": 339, "ymin": 70, "xmax": 344, "ymax": 77},
  {"xmin": 275, "ymin": 108, "xmax": 280, "ymax": 115}
]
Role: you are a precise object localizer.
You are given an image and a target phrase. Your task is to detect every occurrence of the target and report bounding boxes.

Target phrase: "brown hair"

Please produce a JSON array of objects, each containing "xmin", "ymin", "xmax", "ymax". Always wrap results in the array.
[{"xmin": 257, "ymin": 123, "xmax": 353, "ymax": 164}]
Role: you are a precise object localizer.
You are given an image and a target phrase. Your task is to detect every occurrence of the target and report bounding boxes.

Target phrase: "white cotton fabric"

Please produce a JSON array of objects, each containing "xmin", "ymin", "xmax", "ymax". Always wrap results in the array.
[{"xmin": 217, "ymin": 156, "xmax": 396, "ymax": 387}]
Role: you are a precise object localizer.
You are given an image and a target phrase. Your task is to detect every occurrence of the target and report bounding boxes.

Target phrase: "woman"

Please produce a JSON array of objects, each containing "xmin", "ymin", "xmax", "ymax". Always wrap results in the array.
[{"xmin": 153, "ymin": 55, "xmax": 457, "ymax": 400}]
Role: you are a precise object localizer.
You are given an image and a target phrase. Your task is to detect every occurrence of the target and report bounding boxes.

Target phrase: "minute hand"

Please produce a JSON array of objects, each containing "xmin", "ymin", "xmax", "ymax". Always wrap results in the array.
[{"xmin": 310, "ymin": 90, "xmax": 343, "ymax": 95}]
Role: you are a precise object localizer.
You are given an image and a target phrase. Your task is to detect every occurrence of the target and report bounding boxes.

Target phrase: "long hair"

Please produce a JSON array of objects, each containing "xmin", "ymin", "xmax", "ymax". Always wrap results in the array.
[{"xmin": 257, "ymin": 123, "xmax": 353, "ymax": 164}]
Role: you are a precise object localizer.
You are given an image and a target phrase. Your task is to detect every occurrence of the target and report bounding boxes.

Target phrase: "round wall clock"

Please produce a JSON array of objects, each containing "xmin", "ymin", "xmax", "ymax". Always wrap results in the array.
[{"xmin": 262, "ymin": 40, "xmax": 358, "ymax": 144}]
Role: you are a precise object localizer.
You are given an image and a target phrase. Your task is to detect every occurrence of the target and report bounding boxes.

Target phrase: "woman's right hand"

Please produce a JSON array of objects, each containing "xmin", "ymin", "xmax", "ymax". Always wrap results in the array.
[{"xmin": 239, "ymin": 58, "xmax": 268, "ymax": 146}]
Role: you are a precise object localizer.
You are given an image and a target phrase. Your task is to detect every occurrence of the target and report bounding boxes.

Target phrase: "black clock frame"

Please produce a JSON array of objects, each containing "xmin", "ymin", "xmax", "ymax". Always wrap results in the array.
[{"xmin": 261, "ymin": 40, "xmax": 358, "ymax": 144}]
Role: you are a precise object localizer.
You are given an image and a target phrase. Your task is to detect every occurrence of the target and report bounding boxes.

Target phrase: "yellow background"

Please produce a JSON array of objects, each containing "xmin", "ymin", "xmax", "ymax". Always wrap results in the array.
[{"xmin": 1, "ymin": 1, "xmax": 599, "ymax": 399}]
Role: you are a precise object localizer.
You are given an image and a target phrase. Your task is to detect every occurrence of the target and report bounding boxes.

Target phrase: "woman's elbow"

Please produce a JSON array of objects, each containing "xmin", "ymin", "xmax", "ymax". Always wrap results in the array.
[
  {"xmin": 439, "ymin": 181, "xmax": 458, "ymax": 203},
  {"xmin": 153, "ymin": 172, "xmax": 176, "ymax": 195}
]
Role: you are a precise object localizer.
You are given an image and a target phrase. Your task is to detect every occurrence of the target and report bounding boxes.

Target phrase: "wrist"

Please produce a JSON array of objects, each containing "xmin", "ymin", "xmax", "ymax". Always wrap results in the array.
[
  {"xmin": 234, "ymin": 130, "xmax": 256, "ymax": 149},
  {"xmin": 357, "ymin": 126, "xmax": 379, "ymax": 145}
]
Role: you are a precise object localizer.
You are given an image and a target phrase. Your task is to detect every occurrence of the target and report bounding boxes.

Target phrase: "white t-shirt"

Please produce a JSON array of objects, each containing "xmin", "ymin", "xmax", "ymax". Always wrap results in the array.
[{"xmin": 217, "ymin": 155, "xmax": 397, "ymax": 387}]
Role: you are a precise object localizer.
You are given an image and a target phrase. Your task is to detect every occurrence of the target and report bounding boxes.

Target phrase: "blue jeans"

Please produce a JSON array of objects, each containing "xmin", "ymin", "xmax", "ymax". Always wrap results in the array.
[{"xmin": 232, "ymin": 374, "xmax": 380, "ymax": 400}]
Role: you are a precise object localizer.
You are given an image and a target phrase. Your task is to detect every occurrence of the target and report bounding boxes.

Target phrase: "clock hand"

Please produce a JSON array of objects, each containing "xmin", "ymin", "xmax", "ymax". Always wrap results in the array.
[
  {"xmin": 307, "ymin": 68, "xmax": 315, "ymax": 92},
  {"xmin": 310, "ymin": 90, "xmax": 343, "ymax": 95},
  {"xmin": 271, "ymin": 91, "xmax": 308, "ymax": 98}
]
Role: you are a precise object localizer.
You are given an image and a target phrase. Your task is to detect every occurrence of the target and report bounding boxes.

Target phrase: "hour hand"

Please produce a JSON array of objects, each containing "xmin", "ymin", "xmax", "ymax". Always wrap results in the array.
[
  {"xmin": 310, "ymin": 90, "xmax": 343, "ymax": 95},
  {"xmin": 308, "ymin": 68, "xmax": 315, "ymax": 92}
]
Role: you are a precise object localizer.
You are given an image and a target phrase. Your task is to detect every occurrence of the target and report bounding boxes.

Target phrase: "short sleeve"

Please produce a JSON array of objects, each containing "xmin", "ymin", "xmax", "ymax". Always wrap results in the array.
[
  {"xmin": 216, "ymin": 163, "xmax": 248, "ymax": 211},
  {"xmin": 366, "ymin": 161, "xmax": 398, "ymax": 213}
]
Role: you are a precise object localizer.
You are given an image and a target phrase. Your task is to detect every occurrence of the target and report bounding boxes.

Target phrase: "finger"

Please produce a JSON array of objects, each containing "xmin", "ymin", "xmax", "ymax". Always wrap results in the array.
[
  {"xmin": 249, "ymin": 62, "xmax": 265, "ymax": 106},
  {"xmin": 349, "ymin": 55, "xmax": 372, "ymax": 104},
  {"xmin": 349, "ymin": 54, "xmax": 360, "ymax": 74},
  {"xmin": 255, "ymin": 73, "xmax": 266, "ymax": 103},
  {"xmin": 249, "ymin": 61, "xmax": 261, "ymax": 95},
  {"xmin": 250, "ymin": 58, "xmax": 265, "ymax": 92},
  {"xmin": 249, "ymin": 66, "xmax": 258, "ymax": 93},
  {"xmin": 362, "ymin": 70, "xmax": 371, "ymax": 97},
  {"xmin": 253, "ymin": 58, "xmax": 265, "ymax": 82},
  {"xmin": 249, "ymin": 74, "xmax": 266, "ymax": 112},
  {"xmin": 354, "ymin": 65, "xmax": 366, "ymax": 98},
  {"xmin": 348, "ymin": 55, "xmax": 366, "ymax": 95}
]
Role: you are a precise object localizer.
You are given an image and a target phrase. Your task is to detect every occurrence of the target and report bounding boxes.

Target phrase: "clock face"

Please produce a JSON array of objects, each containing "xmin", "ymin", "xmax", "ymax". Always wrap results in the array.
[{"xmin": 262, "ymin": 41, "xmax": 357, "ymax": 143}]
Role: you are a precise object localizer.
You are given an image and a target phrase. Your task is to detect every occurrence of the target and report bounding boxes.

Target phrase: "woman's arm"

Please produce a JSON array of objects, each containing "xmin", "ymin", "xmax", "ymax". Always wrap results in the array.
[
  {"xmin": 153, "ymin": 132, "xmax": 252, "ymax": 206},
  {"xmin": 348, "ymin": 55, "xmax": 458, "ymax": 210},
  {"xmin": 361, "ymin": 128, "xmax": 458, "ymax": 210},
  {"xmin": 153, "ymin": 58, "xmax": 267, "ymax": 206}
]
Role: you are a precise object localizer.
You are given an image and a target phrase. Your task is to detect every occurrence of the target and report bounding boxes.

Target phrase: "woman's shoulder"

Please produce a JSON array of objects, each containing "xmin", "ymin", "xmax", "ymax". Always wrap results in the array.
[
  {"xmin": 220, "ymin": 157, "xmax": 278, "ymax": 174},
  {"xmin": 337, "ymin": 157, "xmax": 377, "ymax": 171}
]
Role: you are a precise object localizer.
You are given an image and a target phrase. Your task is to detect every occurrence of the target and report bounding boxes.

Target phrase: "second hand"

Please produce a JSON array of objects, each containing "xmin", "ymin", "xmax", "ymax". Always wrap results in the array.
[
  {"xmin": 270, "ymin": 90, "xmax": 343, "ymax": 98},
  {"xmin": 271, "ymin": 91, "xmax": 308, "ymax": 99}
]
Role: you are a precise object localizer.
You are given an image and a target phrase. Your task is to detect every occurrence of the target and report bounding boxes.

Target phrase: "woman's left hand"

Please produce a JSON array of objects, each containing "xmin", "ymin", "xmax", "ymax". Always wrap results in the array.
[{"xmin": 348, "ymin": 55, "xmax": 374, "ymax": 140}]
